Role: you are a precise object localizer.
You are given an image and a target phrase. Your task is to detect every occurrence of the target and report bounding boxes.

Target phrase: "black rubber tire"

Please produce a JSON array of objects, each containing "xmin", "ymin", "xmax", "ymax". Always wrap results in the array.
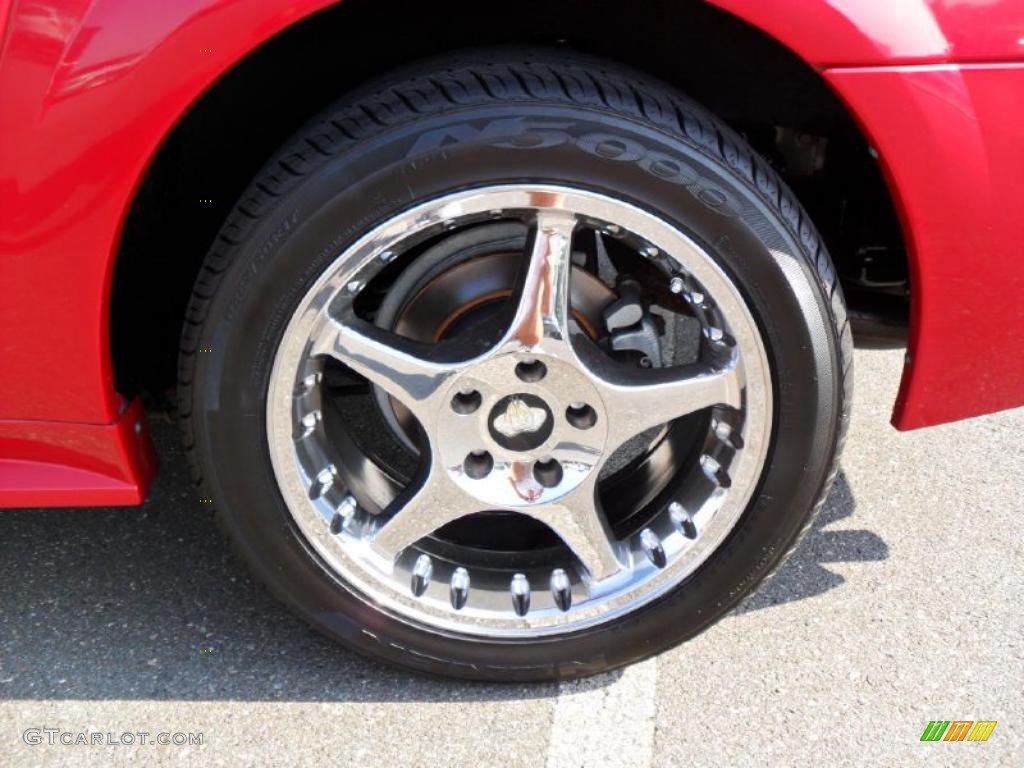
[{"xmin": 179, "ymin": 48, "xmax": 853, "ymax": 681}]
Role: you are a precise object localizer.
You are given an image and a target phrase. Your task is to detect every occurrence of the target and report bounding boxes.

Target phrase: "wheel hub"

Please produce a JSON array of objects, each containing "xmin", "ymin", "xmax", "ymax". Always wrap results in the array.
[{"xmin": 436, "ymin": 351, "xmax": 608, "ymax": 509}]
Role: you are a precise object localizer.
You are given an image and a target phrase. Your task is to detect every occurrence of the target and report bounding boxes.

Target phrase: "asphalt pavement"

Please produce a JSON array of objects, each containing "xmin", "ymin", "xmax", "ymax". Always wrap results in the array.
[{"xmin": 0, "ymin": 347, "xmax": 1020, "ymax": 767}]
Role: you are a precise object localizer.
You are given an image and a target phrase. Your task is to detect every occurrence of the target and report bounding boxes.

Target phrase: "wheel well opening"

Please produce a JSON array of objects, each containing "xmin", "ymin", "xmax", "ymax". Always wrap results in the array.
[{"xmin": 111, "ymin": 0, "xmax": 908, "ymax": 400}]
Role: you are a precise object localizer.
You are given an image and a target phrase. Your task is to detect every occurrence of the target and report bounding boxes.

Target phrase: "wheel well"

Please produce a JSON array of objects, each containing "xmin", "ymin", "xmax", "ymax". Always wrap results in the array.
[{"xmin": 111, "ymin": 0, "xmax": 907, "ymax": 399}]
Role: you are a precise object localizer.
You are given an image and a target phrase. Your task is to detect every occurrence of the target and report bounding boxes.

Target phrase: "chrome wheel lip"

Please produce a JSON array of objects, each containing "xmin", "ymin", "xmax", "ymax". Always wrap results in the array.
[{"xmin": 266, "ymin": 184, "xmax": 772, "ymax": 638}]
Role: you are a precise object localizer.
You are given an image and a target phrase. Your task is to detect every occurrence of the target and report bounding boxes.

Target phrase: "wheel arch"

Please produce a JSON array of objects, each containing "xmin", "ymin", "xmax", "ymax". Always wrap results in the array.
[{"xmin": 109, "ymin": 0, "xmax": 910, "ymax": 408}]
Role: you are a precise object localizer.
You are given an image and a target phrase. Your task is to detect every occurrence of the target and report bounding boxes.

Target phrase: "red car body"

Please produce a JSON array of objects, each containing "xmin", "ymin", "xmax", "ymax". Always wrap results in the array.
[{"xmin": 1, "ymin": 0, "xmax": 1022, "ymax": 507}]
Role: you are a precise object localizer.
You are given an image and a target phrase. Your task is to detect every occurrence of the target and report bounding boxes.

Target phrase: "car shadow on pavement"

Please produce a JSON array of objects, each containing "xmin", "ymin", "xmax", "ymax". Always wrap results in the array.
[
  {"xmin": 0, "ymin": 422, "xmax": 885, "ymax": 701},
  {"xmin": 733, "ymin": 471, "xmax": 888, "ymax": 614}
]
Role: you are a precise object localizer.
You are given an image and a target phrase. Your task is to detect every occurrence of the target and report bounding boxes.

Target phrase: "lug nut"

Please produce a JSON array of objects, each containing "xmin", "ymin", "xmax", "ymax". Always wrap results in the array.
[
  {"xmin": 451, "ymin": 389, "xmax": 482, "ymax": 414},
  {"xmin": 515, "ymin": 358, "xmax": 547, "ymax": 383},
  {"xmin": 533, "ymin": 457, "xmax": 563, "ymax": 488},
  {"xmin": 566, "ymin": 403, "xmax": 597, "ymax": 430},
  {"xmin": 463, "ymin": 450, "xmax": 493, "ymax": 479},
  {"xmin": 669, "ymin": 276, "xmax": 685, "ymax": 294}
]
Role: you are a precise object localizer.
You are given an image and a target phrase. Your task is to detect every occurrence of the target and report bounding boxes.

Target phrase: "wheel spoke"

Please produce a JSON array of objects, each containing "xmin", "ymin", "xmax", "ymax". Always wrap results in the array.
[
  {"xmin": 310, "ymin": 316, "xmax": 457, "ymax": 421},
  {"xmin": 524, "ymin": 478, "xmax": 628, "ymax": 583},
  {"xmin": 369, "ymin": 466, "xmax": 479, "ymax": 562},
  {"xmin": 502, "ymin": 210, "xmax": 577, "ymax": 353},
  {"xmin": 600, "ymin": 361, "xmax": 742, "ymax": 451}
]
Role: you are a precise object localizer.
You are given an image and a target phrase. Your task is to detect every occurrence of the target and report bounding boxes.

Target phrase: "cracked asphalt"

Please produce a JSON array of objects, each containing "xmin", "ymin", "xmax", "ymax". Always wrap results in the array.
[{"xmin": 0, "ymin": 347, "xmax": 1021, "ymax": 767}]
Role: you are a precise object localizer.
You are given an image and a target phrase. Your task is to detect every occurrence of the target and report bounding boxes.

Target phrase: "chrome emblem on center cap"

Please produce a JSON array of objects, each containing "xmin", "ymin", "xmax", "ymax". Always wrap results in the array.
[{"xmin": 493, "ymin": 397, "xmax": 548, "ymax": 438}]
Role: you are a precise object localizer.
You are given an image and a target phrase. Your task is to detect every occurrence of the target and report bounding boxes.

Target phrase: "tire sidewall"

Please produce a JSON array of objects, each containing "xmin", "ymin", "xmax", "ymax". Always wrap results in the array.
[{"xmin": 191, "ymin": 104, "xmax": 841, "ymax": 679}]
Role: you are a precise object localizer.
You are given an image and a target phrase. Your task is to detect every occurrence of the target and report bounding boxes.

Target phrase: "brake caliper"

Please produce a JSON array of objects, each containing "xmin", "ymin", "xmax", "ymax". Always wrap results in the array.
[{"xmin": 603, "ymin": 276, "xmax": 663, "ymax": 368}]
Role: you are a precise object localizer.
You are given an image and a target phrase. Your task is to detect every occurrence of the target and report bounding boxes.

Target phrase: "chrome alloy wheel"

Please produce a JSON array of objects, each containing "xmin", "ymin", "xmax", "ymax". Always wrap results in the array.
[{"xmin": 266, "ymin": 185, "xmax": 772, "ymax": 637}]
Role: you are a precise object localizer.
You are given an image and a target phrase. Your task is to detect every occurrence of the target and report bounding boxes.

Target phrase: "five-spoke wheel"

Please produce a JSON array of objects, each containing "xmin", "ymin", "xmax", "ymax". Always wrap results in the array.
[{"xmin": 267, "ymin": 186, "xmax": 771, "ymax": 633}]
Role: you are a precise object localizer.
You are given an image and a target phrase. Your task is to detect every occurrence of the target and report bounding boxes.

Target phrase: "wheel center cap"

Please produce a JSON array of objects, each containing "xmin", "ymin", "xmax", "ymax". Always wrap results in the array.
[
  {"xmin": 488, "ymin": 393, "xmax": 553, "ymax": 451},
  {"xmin": 436, "ymin": 354, "xmax": 609, "ymax": 508}
]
